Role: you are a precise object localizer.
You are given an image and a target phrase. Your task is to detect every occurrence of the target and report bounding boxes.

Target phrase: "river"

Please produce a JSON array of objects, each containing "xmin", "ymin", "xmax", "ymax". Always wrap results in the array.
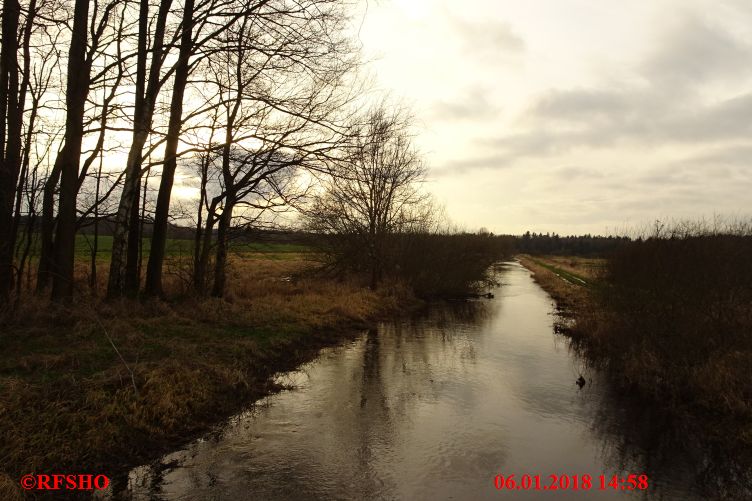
[{"xmin": 119, "ymin": 261, "xmax": 718, "ymax": 500}]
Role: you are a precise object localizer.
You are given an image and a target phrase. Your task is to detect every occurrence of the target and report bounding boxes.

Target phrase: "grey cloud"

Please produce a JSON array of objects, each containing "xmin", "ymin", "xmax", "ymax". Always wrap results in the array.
[
  {"xmin": 551, "ymin": 165, "xmax": 606, "ymax": 181},
  {"xmin": 665, "ymin": 93, "xmax": 752, "ymax": 141},
  {"xmin": 431, "ymin": 88, "xmax": 500, "ymax": 121},
  {"xmin": 533, "ymin": 90, "xmax": 639, "ymax": 120},
  {"xmin": 457, "ymin": 9, "xmax": 752, "ymax": 170},
  {"xmin": 431, "ymin": 152, "xmax": 519, "ymax": 176},
  {"xmin": 448, "ymin": 15, "xmax": 525, "ymax": 57},
  {"xmin": 679, "ymin": 144, "xmax": 752, "ymax": 167},
  {"xmin": 475, "ymin": 89, "xmax": 752, "ymax": 167},
  {"xmin": 642, "ymin": 13, "xmax": 752, "ymax": 88}
]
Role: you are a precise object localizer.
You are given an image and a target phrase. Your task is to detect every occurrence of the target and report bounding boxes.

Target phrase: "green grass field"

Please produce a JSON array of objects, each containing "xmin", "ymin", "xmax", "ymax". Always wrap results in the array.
[{"xmin": 70, "ymin": 235, "xmax": 310, "ymax": 258}]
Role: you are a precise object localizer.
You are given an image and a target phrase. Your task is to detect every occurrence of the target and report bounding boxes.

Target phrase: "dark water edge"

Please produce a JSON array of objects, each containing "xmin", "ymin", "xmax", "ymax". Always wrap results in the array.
[
  {"xmin": 104, "ymin": 262, "xmax": 750, "ymax": 500},
  {"xmin": 551, "ymin": 287, "xmax": 752, "ymax": 500}
]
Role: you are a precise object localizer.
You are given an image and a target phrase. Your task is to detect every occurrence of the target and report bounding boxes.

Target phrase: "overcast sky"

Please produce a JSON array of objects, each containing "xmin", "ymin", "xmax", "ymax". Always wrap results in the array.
[{"xmin": 353, "ymin": 0, "xmax": 752, "ymax": 235}]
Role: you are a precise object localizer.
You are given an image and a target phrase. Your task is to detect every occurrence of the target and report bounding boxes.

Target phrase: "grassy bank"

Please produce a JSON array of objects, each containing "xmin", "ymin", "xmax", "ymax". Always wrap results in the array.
[
  {"xmin": 517, "ymin": 255, "xmax": 597, "ymax": 314},
  {"xmin": 0, "ymin": 252, "xmax": 418, "ymax": 498},
  {"xmin": 520, "ymin": 245, "xmax": 752, "ymax": 448}
]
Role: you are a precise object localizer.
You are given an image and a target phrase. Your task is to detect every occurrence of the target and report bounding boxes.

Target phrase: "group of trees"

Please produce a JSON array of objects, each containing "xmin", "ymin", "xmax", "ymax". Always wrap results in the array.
[
  {"xmin": 0, "ymin": 0, "xmax": 514, "ymax": 305},
  {"xmin": 515, "ymin": 231, "xmax": 630, "ymax": 256},
  {"xmin": 0, "ymin": 0, "xmax": 367, "ymax": 303},
  {"xmin": 305, "ymin": 108, "xmax": 515, "ymax": 296}
]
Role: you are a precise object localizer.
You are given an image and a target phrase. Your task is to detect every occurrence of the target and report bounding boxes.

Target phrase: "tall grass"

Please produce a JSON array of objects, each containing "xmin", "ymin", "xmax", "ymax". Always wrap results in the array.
[{"xmin": 580, "ymin": 221, "xmax": 752, "ymax": 434}]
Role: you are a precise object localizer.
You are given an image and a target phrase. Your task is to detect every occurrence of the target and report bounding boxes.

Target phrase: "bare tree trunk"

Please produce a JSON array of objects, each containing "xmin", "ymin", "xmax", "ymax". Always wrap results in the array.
[
  {"xmin": 36, "ymin": 164, "xmax": 61, "ymax": 292},
  {"xmin": 193, "ymin": 156, "xmax": 208, "ymax": 291},
  {"xmin": 211, "ymin": 198, "xmax": 234, "ymax": 297},
  {"xmin": 0, "ymin": 0, "xmax": 22, "ymax": 301},
  {"xmin": 137, "ymin": 168, "xmax": 149, "ymax": 282},
  {"xmin": 145, "ymin": 0, "xmax": 195, "ymax": 297},
  {"xmin": 8, "ymin": 0, "xmax": 36, "ymax": 294},
  {"xmin": 50, "ymin": 0, "xmax": 90, "ymax": 302},
  {"xmin": 195, "ymin": 198, "xmax": 218, "ymax": 294},
  {"xmin": 16, "ymin": 213, "xmax": 35, "ymax": 300},
  {"xmin": 89, "ymin": 151, "xmax": 103, "ymax": 293},
  {"xmin": 108, "ymin": 0, "xmax": 172, "ymax": 298},
  {"xmin": 124, "ymin": 194, "xmax": 141, "ymax": 293}
]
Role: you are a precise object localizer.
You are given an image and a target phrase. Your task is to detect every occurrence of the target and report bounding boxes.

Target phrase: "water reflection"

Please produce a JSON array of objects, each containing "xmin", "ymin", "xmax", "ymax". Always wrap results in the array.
[{"xmin": 116, "ymin": 261, "xmax": 746, "ymax": 500}]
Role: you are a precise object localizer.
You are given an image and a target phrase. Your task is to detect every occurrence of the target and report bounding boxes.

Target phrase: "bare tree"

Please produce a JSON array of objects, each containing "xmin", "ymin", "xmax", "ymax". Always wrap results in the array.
[
  {"xmin": 146, "ymin": 0, "xmax": 357, "ymax": 297},
  {"xmin": 49, "ymin": 0, "xmax": 130, "ymax": 301},
  {"xmin": 48, "ymin": 0, "xmax": 92, "ymax": 301},
  {"xmin": 307, "ymin": 106, "xmax": 427, "ymax": 289}
]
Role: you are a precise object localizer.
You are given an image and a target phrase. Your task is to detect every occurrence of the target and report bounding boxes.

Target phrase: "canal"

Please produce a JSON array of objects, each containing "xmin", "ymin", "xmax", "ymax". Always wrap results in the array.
[{"xmin": 121, "ymin": 261, "xmax": 709, "ymax": 500}]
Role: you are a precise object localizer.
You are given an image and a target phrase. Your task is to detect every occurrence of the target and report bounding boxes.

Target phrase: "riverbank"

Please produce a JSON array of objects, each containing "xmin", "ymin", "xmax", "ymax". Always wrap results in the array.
[
  {"xmin": 0, "ymin": 252, "xmax": 421, "ymax": 498},
  {"xmin": 519, "ymin": 253, "xmax": 752, "ymax": 478}
]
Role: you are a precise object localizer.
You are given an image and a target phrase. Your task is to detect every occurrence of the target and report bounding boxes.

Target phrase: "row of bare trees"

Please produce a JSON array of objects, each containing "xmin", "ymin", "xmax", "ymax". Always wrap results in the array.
[{"xmin": 0, "ymin": 0, "xmax": 370, "ymax": 304}]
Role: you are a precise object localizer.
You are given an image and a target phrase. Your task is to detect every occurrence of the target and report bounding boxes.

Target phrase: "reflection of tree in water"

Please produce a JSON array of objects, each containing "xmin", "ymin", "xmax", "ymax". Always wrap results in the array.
[
  {"xmin": 349, "ymin": 304, "xmax": 493, "ymax": 498},
  {"xmin": 417, "ymin": 300, "xmax": 491, "ymax": 331},
  {"xmin": 349, "ymin": 328, "xmax": 396, "ymax": 497},
  {"xmin": 585, "ymin": 374, "xmax": 752, "ymax": 499}
]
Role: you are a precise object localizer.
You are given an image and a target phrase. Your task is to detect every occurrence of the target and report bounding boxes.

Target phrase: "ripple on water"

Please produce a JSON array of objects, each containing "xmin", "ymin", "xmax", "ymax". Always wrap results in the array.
[{"xmin": 116, "ymin": 262, "xmax": 727, "ymax": 500}]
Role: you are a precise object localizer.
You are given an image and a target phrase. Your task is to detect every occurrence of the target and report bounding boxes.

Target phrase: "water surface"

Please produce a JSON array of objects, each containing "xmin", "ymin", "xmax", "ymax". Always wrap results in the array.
[{"xmin": 122, "ymin": 261, "xmax": 717, "ymax": 500}]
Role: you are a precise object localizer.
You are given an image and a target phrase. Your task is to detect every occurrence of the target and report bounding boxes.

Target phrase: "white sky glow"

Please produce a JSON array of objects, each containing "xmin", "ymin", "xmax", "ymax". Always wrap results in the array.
[{"xmin": 355, "ymin": 0, "xmax": 752, "ymax": 234}]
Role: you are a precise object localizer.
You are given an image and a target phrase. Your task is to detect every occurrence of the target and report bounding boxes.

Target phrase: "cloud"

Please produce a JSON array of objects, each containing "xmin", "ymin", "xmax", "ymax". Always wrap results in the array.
[
  {"xmin": 451, "ymin": 9, "xmax": 752, "ymax": 171},
  {"xmin": 432, "ymin": 153, "xmax": 515, "ymax": 175},
  {"xmin": 371, "ymin": 1, "xmax": 752, "ymax": 233},
  {"xmin": 678, "ymin": 144, "xmax": 752, "ymax": 168},
  {"xmin": 641, "ymin": 13, "xmax": 752, "ymax": 89},
  {"xmin": 664, "ymin": 92, "xmax": 752, "ymax": 142},
  {"xmin": 447, "ymin": 13, "xmax": 525, "ymax": 59},
  {"xmin": 430, "ymin": 87, "xmax": 501, "ymax": 121}
]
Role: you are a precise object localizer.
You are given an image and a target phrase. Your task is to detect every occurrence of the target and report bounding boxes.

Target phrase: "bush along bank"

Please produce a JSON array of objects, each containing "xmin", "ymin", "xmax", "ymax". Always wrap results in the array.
[{"xmin": 519, "ymin": 235, "xmax": 752, "ymax": 496}]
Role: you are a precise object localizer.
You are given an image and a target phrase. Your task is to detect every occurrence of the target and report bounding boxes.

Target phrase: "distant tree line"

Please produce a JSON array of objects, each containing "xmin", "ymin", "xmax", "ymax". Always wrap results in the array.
[
  {"xmin": 514, "ymin": 231, "xmax": 631, "ymax": 256},
  {"xmin": 0, "ymin": 0, "xmax": 512, "ymax": 307}
]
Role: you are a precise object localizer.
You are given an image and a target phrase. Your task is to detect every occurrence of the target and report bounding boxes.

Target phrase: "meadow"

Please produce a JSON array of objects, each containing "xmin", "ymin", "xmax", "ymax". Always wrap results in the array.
[{"xmin": 0, "ymin": 246, "xmax": 416, "ymax": 498}]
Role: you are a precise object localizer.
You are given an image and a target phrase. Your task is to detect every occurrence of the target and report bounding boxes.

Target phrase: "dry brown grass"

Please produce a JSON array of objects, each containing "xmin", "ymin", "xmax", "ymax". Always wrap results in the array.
[
  {"xmin": 0, "ymin": 253, "xmax": 419, "ymax": 490},
  {"xmin": 520, "ymin": 245, "xmax": 752, "ymax": 452},
  {"xmin": 517, "ymin": 255, "xmax": 590, "ymax": 312},
  {"xmin": 536, "ymin": 255, "xmax": 606, "ymax": 282}
]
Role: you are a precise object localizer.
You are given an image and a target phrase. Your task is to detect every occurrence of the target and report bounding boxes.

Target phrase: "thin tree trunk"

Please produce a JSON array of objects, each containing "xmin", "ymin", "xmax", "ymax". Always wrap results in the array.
[
  {"xmin": 211, "ymin": 199, "xmax": 234, "ymax": 297},
  {"xmin": 108, "ymin": 0, "xmax": 172, "ymax": 298},
  {"xmin": 145, "ymin": 0, "xmax": 195, "ymax": 297},
  {"xmin": 137, "ymin": 169, "xmax": 149, "ymax": 282},
  {"xmin": 36, "ymin": 164, "xmax": 61, "ymax": 292},
  {"xmin": 124, "ymin": 192, "xmax": 141, "ymax": 293},
  {"xmin": 90, "ymin": 151, "xmax": 103, "ymax": 293},
  {"xmin": 50, "ymin": 0, "xmax": 90, "ymax": 302},
  {"xmin": 7, "ymin": 0, "xmax": 36, "ymax": 294},
  {"xmin": 195, "ymin": 198, "xmax": 218, "ymax": 294},
  {"xmin": 16, "ymin": 213, "xmax": 35, "ymax": 300},
  {"xmin": 193, "ymin": 157, "xmax": 208, "ymax": 291}
]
